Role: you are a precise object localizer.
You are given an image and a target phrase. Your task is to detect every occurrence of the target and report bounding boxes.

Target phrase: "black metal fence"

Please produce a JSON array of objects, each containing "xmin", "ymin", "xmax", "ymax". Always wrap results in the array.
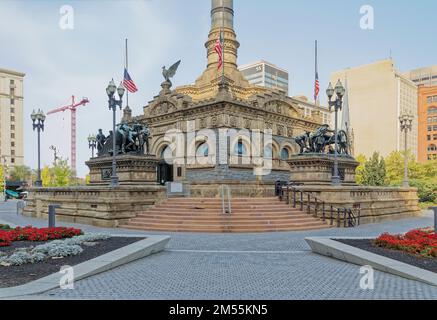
[{"xmin": 280, "ymin": 184, "xmax": 361, "ymax": 228}]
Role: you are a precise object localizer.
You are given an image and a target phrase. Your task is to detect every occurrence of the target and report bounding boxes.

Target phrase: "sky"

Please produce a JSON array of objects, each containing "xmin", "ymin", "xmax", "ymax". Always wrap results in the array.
[{"xmin": 0, "ymin": 0, "xmax": 436, "ymax": 177}]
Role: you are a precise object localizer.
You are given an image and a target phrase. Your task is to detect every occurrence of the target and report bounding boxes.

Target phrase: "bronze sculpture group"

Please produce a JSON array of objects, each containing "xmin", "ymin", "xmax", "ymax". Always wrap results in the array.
[
  {"xmin": 96, "ymin": 122, "xmax": 151, "ymax": 157},
  {"xmin": 294, "ymin": 124, "xmax": 350, "ymax": 156}
]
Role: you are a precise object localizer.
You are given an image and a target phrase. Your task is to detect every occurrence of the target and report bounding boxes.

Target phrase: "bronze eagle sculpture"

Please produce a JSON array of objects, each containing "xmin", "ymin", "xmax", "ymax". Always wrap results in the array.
[{"xmin": 162, "ymin": 60, "xmax": 181, "ymax": 83}]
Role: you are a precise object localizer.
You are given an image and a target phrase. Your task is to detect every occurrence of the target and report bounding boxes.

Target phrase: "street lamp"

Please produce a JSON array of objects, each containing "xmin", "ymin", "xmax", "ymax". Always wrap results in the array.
[
  {"xmin": 31, "ymin": 109, "xmax": 46, "ymax": 187},
  {"xmin": 106, "ymin": 79, "xmax": 125, "ymax": 187},
  {"xmin": 326, "ymin": 79, "xmax": 345, "ymax": 186},
  {"xmin": 88, "ymin": 134, "xmax": 97, "ymax": 158},
  {"xmin": 399, "ymin": 114, "xmax": 414, "ymax": 188}
]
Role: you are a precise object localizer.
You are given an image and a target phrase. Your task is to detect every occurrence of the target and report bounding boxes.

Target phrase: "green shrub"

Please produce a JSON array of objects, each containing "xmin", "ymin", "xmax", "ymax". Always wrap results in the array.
[{"xmin": 410, "ymin": 179, "xmax": 437, "ymax": 203}]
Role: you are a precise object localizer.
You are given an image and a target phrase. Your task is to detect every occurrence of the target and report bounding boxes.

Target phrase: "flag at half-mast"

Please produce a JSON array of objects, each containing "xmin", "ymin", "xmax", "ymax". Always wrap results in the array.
[
  {"xmin": 123, "ymin": 68, "xmax": 138, "ymax": 93},
  {"xmin": 215, "ymin": 31, "xmax": 224, "ymax": 70},
  {"xmin": 314, "ymin": 40, "xmax": 320, "ymax": 102}
]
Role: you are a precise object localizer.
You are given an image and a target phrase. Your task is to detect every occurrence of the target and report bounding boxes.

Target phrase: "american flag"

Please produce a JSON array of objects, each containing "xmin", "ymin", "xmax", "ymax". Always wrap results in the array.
[
  {"xmin": 314, "ymin": 72, "xmax": 320, "ymax": 101},
  {"xmin": 314, "ymin": 40, "xmax": 319, "ymax": 102},
  {"xmin": 123, "ymin": 68, "xmax": 138, "ymax": 93},
  {"xmin": 215, "ymin": 32, "xmax": 223, "ymax": 70}
]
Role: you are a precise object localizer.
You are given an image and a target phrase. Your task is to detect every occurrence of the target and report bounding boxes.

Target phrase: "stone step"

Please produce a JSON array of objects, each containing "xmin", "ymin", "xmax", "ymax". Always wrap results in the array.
[
  {"xmin": 153, "ymin": 204, "xmax": 293, "ymax": 210},
  {"xmin": 147, "ymin": 207, "xmax": 302, "ymax": 214},
  {"xmin": 136, "ymin": 212, "xmax": 312, "ymax": 219},
  {"xmin": 128, "ymin": 216, "xmax": 321, "ymax": 225},
  {"xmin": 119, "ymin": 197, "xmax": 330, "ymax": 233},
  {"xmin": 120, "ymin": 223, "xmax": 329, "ymax": 233},
  {"xmin": 140, "ymin": 209, "xmax": 309, "ymax": 216}
]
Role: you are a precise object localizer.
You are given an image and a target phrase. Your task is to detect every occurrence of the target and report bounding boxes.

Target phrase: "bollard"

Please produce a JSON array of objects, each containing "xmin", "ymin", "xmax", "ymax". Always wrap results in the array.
[
  {"xmin": 430, "ymin": 207, "xmax": 437, "ymax": 233},
  {"xmin": 48, "ymin": 204, "xmax": 61, "ymax": 228},
  {"xmin": 16, "ymin": 200, "xmax": 26, "ymax": 215}
]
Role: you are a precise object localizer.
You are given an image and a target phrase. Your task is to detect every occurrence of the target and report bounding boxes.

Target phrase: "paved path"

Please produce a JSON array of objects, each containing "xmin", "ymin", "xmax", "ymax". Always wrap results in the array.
[{"xmin": 1, "ymin": 201, "xmax": 437, "ymax": 299}]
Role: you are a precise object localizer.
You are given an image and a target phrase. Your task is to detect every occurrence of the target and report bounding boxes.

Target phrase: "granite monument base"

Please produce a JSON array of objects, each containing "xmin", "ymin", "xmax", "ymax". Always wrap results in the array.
[
  {"xmin": 287, "ymin": 154, "xmax": 359, "ymax": 185},
  {"xmin": 86, "ymin": 154, "xmax": 159, "ymax": 185}
]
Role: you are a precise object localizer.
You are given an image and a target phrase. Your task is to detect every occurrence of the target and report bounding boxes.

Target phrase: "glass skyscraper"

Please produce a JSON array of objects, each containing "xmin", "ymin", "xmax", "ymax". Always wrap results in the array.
[{"xmin": 238, "ymin": 60, "xmax": 289, "ymax": 95}]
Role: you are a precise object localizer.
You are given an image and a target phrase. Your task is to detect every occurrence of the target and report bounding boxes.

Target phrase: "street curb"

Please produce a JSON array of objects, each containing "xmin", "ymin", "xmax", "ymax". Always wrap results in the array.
[
  {"xmin": 305, "ymin": 236, "xmax": 437, "ymax": 287},
  {"xmin": 0, "ymin": 234, "xmax": 170, "ymax": 299}
]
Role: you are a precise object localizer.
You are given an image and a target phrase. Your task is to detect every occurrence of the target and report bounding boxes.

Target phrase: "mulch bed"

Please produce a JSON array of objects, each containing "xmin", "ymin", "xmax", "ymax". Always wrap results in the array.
[
  {"xmin": 336, "ymin": 239, "xmax": 437, "ymax": 274},
  {"xmin": 0, "ymin": 237, "xmax": 144, "ymax": 288}
]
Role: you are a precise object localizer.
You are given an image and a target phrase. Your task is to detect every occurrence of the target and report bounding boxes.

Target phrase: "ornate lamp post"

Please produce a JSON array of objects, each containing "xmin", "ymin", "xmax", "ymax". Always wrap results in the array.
[
  {"xmin": 87, "ymin": 134, "xmax": 97, "ymax": 158},
  {"xmin": 31, "ymin": 109, "xmax": 46, "ymax": 187},
  {"xmin": 326, "ymin": 79, "xmax": 346, "ymax": 186},
  {"xmin": 399, "ymin": 114, "xmax": 413, "ymax": 188},
  {"xmin": 106, "ymin": 79, "xmax": 125, "ymax": 187}
]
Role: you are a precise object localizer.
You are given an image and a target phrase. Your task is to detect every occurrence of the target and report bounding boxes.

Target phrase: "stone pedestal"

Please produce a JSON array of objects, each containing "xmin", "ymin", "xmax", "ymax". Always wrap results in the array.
[
  {"xmin": 86, "ymin": 154, "xmax": 159, "ymax": 185},
  {"xmin": 287, "ymin": 154, "xmax": 359, "ymax": 185}
]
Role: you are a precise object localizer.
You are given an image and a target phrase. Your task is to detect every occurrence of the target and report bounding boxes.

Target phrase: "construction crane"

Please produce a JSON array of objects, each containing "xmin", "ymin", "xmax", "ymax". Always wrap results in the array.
[{"xmin": 47, "ymin": 96, "xmax": 90, "ymax": 173}]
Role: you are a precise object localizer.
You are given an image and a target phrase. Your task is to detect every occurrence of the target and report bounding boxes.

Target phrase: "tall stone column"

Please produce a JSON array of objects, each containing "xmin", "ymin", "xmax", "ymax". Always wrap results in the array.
[{"xmin": 206, "ymin": 0, "xmax": 240, "ymax": 70}]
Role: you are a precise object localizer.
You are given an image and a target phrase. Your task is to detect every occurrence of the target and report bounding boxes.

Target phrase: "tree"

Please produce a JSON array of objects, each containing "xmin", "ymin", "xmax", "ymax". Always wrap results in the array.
[
  {"xmin": 40, "ymin": 159, "xmax": 74, "ymax": 187},
  {"xmin": 0, "ymin": 165, "xmax": 4, "ymax": 192},
  {"xmin": 41, "ymin": 166, "xmax": 53, "ymax": 187},
  {"xmin": 52, "ymin": 159, "xmax": 72, "ymax": 187},
  {"xmin": 385, "ymin": 151, "xmax": 422, "ymax": 186},
  {"xmin": 355, "ymin": 154, "xmax": 366, "ymax": 185},
  {"xmin": 361, "ymin": 152, "xmax": 386, "ymax": 186},
  {"xmin": 8, "ymin": 165, "xmax": 32, "ymax": 182}
]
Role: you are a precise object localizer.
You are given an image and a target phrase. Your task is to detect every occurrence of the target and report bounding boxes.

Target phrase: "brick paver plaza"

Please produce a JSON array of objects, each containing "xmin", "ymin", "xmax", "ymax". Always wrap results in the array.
[{"xmin": 1, "ymin": 201, "xmax": 437, "ymax": 300}]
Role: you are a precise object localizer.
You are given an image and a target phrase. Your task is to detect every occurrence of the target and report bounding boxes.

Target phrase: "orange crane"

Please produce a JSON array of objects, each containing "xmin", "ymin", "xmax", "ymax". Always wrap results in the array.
[{"xmin": 47, "ymin": 96, "xmax": 90, "ymax": 173}]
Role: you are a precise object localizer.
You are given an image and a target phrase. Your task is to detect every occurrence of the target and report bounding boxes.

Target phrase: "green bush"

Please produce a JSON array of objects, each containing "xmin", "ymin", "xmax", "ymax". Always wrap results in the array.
[
  {"xmin": 410, "ymin": 179, "xmax": 437, "ymax": 203},
  {"xmin": 0, "ymin": 224, "xmax": 11, "ymax": 230}
]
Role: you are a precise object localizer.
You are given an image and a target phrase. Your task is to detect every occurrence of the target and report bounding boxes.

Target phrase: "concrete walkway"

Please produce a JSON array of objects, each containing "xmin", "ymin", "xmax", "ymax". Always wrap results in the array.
[{"xmin": 1, "ymin": 200, "xmax": 436, "ymax": 299}]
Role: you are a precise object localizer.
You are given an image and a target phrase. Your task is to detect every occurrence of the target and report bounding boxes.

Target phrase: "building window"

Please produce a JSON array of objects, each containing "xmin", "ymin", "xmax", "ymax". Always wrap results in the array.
[
  {"xmin": 11, "ymin": 133, "xmax": 15, "ymax": 139},
  {"xmin": 428, "ymin": 144, "xmax": 437, "ymax": 152},
  {"xmin": 428, "ymin": 107, "xmax": 437, "ymax": 115},
  {"xmin": 10, "ymin": 125, "xmax": 15, "ymax": 131},
  {"xmin": 11, "ymin": 150, "xmax": 15, "ymax": 156},
  {"xmin": 428, "ymin": 116, "xmax": 437, "ymax": 123},
  {"xmin": 280, "ymin": 148, "xmax": 290, "ymax": 160},
  {"xmin": 234, "ymin": 141, "xmax": 247, "ymax": 156},
  {"xmin": 160, "ymin": 146, "xmax": 172, "ymax": 159},
  {"xmin": 11, "ymin": 142, "xmax": 15, "ymax": 147},
  {"xmin": 10, "ymin": 98, "xmax": 14, "ymax": 105},
  {"xmin": 10, "ymin": 116, "xmax": 15, "ymax": 122},
  {"xmin": 196, "ymin": 142, "xmax": 209, "ymax": 157},
  {"xmin": 428, "ymin": 135, "xmax": 431, "ymax": 141},
  {"xmin": 11, "ymin": 158, "xmax": 15, "ymax": 164},
  {"xmin": 10, "ymin": 108, "xmax": 15, "ymax": 113}
]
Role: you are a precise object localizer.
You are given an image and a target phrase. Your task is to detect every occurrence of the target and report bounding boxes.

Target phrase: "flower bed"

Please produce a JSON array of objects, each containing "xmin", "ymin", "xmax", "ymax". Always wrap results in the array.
[
  {"xmin": 374, "ymin": 228, "xmax": 437, "ymax": 258},
  {"xmin": 0, "ymin": 226, "xmax": 83, "ymax": 247}
]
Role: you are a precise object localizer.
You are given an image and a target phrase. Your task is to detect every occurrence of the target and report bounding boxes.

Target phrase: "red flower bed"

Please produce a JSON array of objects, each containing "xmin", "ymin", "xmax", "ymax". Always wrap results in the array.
[
  {"xmin": 0, "ymin": 226, "xmax": 83, "ymax": 247},
  {"xmin": 374, "ymin": 228, "xmax": 437, "ymax": 258}
]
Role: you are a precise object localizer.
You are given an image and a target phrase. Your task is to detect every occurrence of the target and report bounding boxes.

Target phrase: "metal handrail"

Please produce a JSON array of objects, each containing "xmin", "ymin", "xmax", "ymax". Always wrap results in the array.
[
  {"xmin": 281, "ymin": 183, "xmax": 360, "ymax": 228},
  {"xmin": 220, "ymin": 185, "xmax": 232, "ymax": 215}
]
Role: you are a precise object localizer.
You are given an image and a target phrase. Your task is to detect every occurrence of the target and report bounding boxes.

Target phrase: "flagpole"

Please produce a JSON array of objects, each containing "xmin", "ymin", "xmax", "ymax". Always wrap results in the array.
[
  {"xmin": 315, "ymin": 40, "xmax": 318, "ymax": 105},
  {"xmin": 221, "ymin": 0, "xmax": 225, "ymax": 84},
  {"xmin": 125, "ymin": 38, "xmax": 129, "ymax": 108}
]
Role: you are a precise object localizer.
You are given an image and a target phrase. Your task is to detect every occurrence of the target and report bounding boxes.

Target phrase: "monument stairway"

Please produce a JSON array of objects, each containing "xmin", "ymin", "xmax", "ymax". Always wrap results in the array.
[{"xmin": 119, "ymin": 197, "xmax": 331, "ymax": 233}]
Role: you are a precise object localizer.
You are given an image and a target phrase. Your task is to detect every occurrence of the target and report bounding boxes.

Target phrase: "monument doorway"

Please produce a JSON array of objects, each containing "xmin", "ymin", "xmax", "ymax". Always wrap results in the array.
[
  {"xmin": 158, "ymin": 145, "xmax": 174, "ymax": 185},
  {"xmin": 157, "ymin": 161, "xmax": 173, "ymax": 185}
]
